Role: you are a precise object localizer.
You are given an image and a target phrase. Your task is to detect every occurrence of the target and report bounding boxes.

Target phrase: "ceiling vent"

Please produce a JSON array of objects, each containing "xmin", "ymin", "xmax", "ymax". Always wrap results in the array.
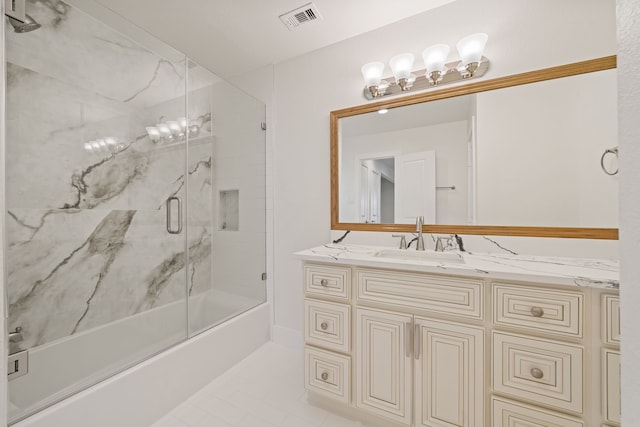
[{"xmin": 279, "ymin": 2, "xmax": 322, "ymax": 31}]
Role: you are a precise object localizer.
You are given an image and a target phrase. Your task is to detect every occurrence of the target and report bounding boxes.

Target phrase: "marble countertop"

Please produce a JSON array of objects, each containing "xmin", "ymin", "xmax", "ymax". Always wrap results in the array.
[{"xmin": 294, "ymin": 244, "xmax": 619, "ymax": 289}]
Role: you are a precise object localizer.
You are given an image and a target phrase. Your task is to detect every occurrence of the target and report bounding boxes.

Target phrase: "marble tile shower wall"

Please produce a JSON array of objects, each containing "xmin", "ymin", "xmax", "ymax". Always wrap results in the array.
[{"xmin": 5, "ymin": 0, "xmax": 215, "ymax": 349}]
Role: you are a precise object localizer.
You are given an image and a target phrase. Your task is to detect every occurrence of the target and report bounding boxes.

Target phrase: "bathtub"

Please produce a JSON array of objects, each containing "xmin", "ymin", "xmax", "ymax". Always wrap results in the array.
[{"xmin": 11, "ymin": 295, "xmax": 271, "ymax": 427}]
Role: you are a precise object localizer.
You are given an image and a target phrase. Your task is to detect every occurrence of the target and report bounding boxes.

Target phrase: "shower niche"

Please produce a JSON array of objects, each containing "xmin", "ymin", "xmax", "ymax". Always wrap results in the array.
[{"xmin": 219, "ymin": 190, "xmax": 240, "ymax": 231}]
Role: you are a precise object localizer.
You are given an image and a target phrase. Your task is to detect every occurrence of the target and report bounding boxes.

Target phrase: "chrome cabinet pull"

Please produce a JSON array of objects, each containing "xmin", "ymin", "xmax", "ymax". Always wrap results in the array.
[
  {"xmin": 320, "ymin": 322, "xmax": 328, "ymax": 331},
  {"xmin": 405, "ymin": 322, "xmax": 412, "ymax": 358},
  {"xmin": 414, "ymin": 323, "xmax": 421, "ymax": 360},
  {"xmin": 321, "ymin": 372, "xmax": 329, "ymax": 381},
  {"xmin": 530, "ymin": 368, "xmax": 544, "ymax": 379},
  {"xmin": 166, "ymin": 196, "xmax": 182, "ymax": 234},
  {"xmin": 320, "ymin": 279, "xmax": 328, "ymax": 287},
  {"xmin": 530, "ymin": 307, "xmax": 544, "ymax": 318}
]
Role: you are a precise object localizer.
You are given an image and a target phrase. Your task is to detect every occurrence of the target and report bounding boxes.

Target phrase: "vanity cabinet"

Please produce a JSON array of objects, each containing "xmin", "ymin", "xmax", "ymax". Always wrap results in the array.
[
  {"xmin": 301, "ymin": 261, "xmax": 619, "ymax": 427},
  {"xmin": 303, "ymin": 265, "xmax": 352, "ymax": 403},
  {"xmin": 355, "ymin": 308, "xmax": 484, "ymax": 426},
  {"xmin": 601, "ymin": 294, "xmax": 621, "ymax": 425},
  {"xmin": 356, "ymin": 308, "xmax": 413, "ymax": 424}
]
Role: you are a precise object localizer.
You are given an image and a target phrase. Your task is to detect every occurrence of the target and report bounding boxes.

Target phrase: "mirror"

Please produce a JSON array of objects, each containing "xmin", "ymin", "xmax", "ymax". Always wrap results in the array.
[{"xmin": 331, "ymin": 56, "xmax": 618, "ymax": 239}]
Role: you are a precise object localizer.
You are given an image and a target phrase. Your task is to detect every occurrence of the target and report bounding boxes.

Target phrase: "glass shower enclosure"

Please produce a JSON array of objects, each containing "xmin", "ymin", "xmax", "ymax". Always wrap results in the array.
[{"xmin": 3, "ymin": 0, "xmax": 266, "ymax": 423}]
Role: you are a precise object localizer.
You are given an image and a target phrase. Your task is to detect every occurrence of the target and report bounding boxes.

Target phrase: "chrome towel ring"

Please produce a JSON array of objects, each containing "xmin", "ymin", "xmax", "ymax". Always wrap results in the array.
[{"xmin": 601, "ymin": 146, "xmax": 618, "ymax": 176}]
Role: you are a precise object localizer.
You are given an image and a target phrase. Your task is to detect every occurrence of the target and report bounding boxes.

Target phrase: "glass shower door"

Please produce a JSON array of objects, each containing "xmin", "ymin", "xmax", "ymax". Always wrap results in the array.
[
  {"xmin": 5, "ymin": 0, "xmax": 190, "ymax": 422},
  {"xmin": 186, "ymin": 63, "xmax": 267, "ymax": 335}
]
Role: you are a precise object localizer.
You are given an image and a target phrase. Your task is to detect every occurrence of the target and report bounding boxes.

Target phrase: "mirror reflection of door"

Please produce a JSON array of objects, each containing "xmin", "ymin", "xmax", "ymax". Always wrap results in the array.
[
  {"xmin": 358, "ymin": 157, "xmax": 395, "ymax": 223},
  {"xmin": 395, "ymin": 151, "xmax": 436, "ymax": 224}
]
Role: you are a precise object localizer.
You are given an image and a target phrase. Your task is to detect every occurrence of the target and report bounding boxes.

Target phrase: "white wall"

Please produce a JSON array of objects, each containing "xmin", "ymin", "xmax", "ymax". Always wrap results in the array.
[
  {"xmin": 617, "ymin": 0, "xmax": 640, "ymax": 424},
  {"xmin": 273, "ymin": 0, "xmax": 617, "ymax": 339}
]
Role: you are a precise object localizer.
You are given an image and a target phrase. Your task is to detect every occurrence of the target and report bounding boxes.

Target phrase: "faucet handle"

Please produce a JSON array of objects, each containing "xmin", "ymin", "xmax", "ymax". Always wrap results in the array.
[{"xmin": 392, "ymin": 234, "xmax": 408, "ymax": 249}]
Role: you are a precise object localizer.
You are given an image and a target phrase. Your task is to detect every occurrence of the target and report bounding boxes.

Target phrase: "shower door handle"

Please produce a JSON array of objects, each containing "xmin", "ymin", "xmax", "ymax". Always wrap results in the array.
[{"xmin": 166, "ymin": 196, "xmax": 183, "ymax": 234}]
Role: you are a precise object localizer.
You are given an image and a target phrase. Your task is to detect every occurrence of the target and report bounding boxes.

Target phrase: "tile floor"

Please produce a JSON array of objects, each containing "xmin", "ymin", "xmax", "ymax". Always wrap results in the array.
[{"xmin": 152, "ymin": 342, "xmax": 382, "ymax": 427}]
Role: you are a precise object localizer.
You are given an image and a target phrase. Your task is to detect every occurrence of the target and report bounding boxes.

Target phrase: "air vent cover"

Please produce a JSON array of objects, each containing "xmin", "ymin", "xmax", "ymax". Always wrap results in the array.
[{"xmin": 279, "ymin": 2, "xmax": 322, "ymax": 31}]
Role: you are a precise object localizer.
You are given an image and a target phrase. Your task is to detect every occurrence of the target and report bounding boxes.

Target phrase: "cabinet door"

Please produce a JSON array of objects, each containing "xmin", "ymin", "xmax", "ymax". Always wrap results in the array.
[
  {"xmin": 415, "ymin": 317, "xmax": 484, "ymax": 427},
  {"xmin": 602, "ymin": 349, "xmax": 621, "ymax": 424},
  {"xmin": 356, "ymin": 308, "xmax": 413, "ymax": 425}
]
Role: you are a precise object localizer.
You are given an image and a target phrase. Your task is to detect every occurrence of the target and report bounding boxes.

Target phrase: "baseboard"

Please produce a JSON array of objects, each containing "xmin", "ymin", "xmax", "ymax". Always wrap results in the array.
[{"xmin": 272, "ymin": 324, "xmax": 303, "ymax": 349}]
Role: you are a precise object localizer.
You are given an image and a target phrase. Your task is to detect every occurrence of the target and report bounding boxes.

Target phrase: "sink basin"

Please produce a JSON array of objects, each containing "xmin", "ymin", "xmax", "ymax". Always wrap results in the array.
[{"xmin": 374, "ymin": 249, "xmax": 465, "ymax": 264}]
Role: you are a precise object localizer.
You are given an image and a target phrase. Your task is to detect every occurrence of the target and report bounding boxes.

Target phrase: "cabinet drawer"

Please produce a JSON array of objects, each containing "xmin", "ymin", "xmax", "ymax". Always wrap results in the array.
[
  {"xmin": 304, "ymin": 265, "xmax": 351, "ymax": 300},
  {"xmin": 492, "ymin": 397, "xmax": 584, "ymax": 427},
  {"xmin": 305, "ymin": 299, "xmax": 350, "ymax": 353},
  {"xmin": 304, "ymin": 346, "xmax": 350, "ymax": 404},
  {"xmin": 603, "ymin": 294, "xmax": 620, "ymax": 345},
  {"xmin": 492, "ymin": 332, "xmax": 583, "ymax": 413},
  {"xmin": 356, "ymin": 268, "xmax": 483, "ymax": 319},
  {"xmin": 602, "ymin": 349, "xmax": 621, "ymax": 424},
  {"xmin": 493, "ymin": 283, "xmax": 583, "ymax": 337}
]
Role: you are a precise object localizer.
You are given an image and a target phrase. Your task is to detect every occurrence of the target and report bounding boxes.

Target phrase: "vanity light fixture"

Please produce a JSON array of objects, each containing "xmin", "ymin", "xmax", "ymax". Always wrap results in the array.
[{"xmin": 361, "ymin": 33, "xmax": 489, "ymax": 100}]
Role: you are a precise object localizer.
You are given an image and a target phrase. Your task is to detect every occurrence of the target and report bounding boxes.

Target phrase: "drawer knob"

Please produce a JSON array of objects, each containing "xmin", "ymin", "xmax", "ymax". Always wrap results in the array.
[
  {"xmin": 320, "ymin": 322, "xmax": 329, "ymax": 331},
  {"xmin": 530, "ymin": 306, "xmax": 544, "ymax": 317},
  {"xmin": 530, "ymin": 367, "xmax": 544, "ymax": 379},
  {"xmin": 321, "ymin": 372, "xmax": 329, "ymax": 381},
  {"xmin": 320, "ymin": 279, "xmax": 328, "ymax": 287}
]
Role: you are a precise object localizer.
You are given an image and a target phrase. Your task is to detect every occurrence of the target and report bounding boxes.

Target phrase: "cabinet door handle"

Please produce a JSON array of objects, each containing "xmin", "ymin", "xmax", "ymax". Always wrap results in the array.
[
  {"xmin": 320, "ymin": 322, "xmax": 328, "ymax": 331},
  {"xmin": 414, "ymin": 323, "xmax": 421, "ymax": 360},
  {"xmin": 321, "ymin": 371, "xmax": 329, "ymax": 381},
  {"xmin": 320, "ymin": 279, "xmax": 328, "ymax": 287},
  {"xmin": 530, "ymin": 306, "xmax": 544, "ymax": 317},
  {"xmin": 530, "ymin": 367, "xmax": 544, "ymax": 379},
  {"xmin": 405, "ymin": 322, "xmax": 412, "ymax": 358}
]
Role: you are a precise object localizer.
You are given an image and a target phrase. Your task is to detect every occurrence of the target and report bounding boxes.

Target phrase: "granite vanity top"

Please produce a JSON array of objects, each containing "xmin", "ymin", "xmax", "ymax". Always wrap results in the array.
[{"xmin": 295, "ymin": 244, "xmax": 619, "ymax": 289}]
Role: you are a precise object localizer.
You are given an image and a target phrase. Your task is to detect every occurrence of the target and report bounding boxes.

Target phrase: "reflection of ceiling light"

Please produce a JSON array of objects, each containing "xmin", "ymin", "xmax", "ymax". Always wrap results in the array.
[
  {"xmin": 378, "ymin": 109, "xmax": 388, "ymax": 115},
  {"xmin": 167, "ymin": 121, "xmax": 182, "ymax": 136},
  {"xmin": 146, "ymin": 127, "xmax": 160, "ymax": 142},
  {"xmin": 361, "ymin": 33, "xmax": 489, "ymax": 100},
  {"xmin": 82, "ymin": 137, "xmax": 125, "ymax": 157},
  {"xmin": 145, "ymin": 117, "xmax": 201, "ymax": 145},
  {"xmin": 156, "ymin": 123, "xmax": 171, "ymax": 138}
]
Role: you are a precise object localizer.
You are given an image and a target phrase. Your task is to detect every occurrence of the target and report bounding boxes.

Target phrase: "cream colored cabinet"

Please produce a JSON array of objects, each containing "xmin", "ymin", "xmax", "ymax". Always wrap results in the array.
[
  {"xmin": 601, "ymin": 294, "xmax": 621, "ymax": 426},
  {"xmin": 303, "ymin": 265, "xmax": 352, "ymax": 403},
  {"xmin": 414, "ymin": 318, "xmax": 484, "ymax": 427},
  {"xmin": 301, "ymin": 262, "xmax": 619, "ymax": 427},
  {"xmin": 492, "ymin": 331, "xmax": 583, "ymax": 414},
  {"xmin": 356, "ymin": 308, "xmax": 413, "ymax": 425},
  {"xmin": 492, "ymin": 397, "xmax": 584, "ymax": 427},
  {"xmin": 355, "ymin": 310, "xmax": 484, "ymax": 426}
]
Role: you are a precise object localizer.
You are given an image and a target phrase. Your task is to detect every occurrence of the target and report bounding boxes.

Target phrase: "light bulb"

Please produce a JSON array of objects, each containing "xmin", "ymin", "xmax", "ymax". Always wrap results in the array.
[
  {"xmin": 456, "ymin": 33, "xmax": 488, "ymax": 68},
  {"xmin": 389, "ymin": 53, "xmax": 415, "ymax": 81},
  {"xmin": 422, "ymin": 44, "xmax": 450, "ymax": 83},
  {"xmin": 361, "ymin": 62, "xmax": 385, "ymax": 87}
]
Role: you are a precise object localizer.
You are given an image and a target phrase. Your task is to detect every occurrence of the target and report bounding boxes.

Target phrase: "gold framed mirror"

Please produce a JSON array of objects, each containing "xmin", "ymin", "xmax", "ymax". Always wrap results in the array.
[{"xmin": 331, "ymin": 56, "xmax": 618, "ymax": 239}]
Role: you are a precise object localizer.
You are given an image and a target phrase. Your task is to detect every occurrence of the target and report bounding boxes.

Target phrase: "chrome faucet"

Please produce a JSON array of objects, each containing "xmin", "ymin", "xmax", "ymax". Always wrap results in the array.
[
  {"xmin": 415, "ymin": 216, "xmax": 425, "ymax": 251},
  {"xmin": 434, "ymin": 237, "xmax": 445, "ymax": 252},
  {"xmin": 392, "ymin": 234, "xmax": 408, "ymax": 249}
]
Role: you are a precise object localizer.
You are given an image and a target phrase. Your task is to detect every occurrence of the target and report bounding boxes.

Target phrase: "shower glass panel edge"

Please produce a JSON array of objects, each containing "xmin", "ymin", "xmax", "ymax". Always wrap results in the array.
[
  {"xmin": 4, "ymin": 0, "xmax": 189, "ymax": 422},
  {"xmin": 186, "ymin": 60, "xmax": 267, "ymax": 337}
]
